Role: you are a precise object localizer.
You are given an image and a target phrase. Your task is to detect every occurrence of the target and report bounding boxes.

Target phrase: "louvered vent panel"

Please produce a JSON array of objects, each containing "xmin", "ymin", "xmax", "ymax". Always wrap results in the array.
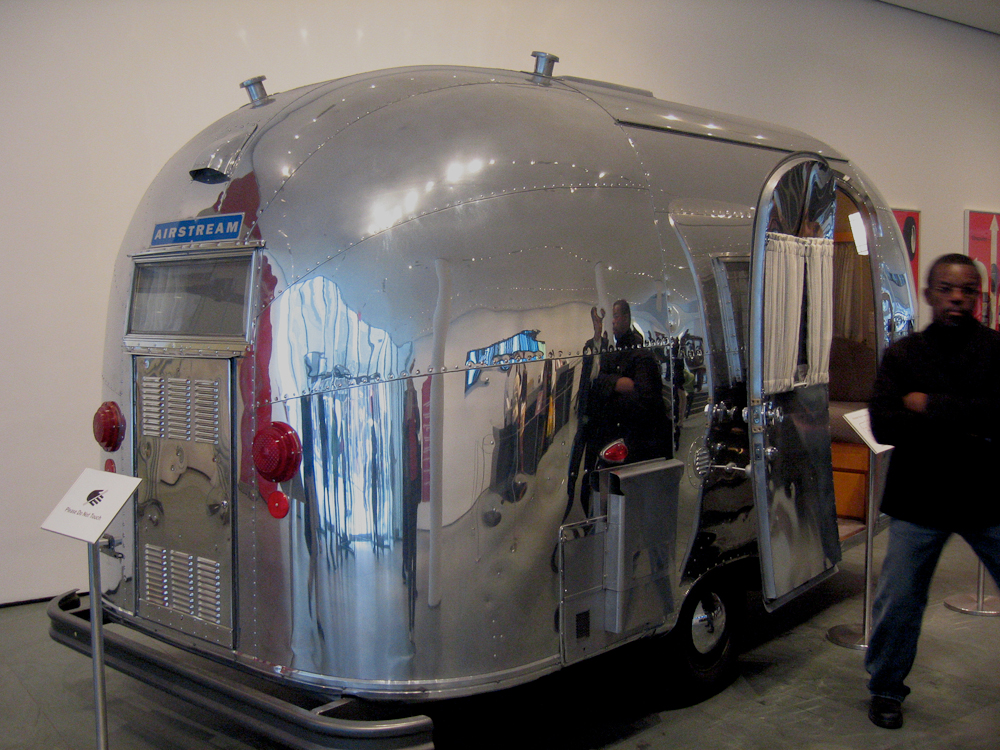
[
  {"xmin": 192, "ymin": 379, "xmax": 220, "ymax": 444},
  {"xmin": 143, "ymin": 544, "xmax": 169, "ymax": 607},
  {"xmin": 141, "ymin": 377, "xmax": 166, "ymax": 438},
  {"xmin": 195, "ymin": 557, "xmax": 223, "ymax": 623},
  {"xmin": 143, "ymin": 545, "xmax": 223, "ymax": 625},
  {"xmin": 165, "ymin": 378, "xmax": 192, "ymax": 440},
  {"xmin": 169, "ymin": 551, "xmax": 196, "ymax": 614},
  {"xmin": 142, "ymin": 376, "xmax": 220, "ymax": 445}
]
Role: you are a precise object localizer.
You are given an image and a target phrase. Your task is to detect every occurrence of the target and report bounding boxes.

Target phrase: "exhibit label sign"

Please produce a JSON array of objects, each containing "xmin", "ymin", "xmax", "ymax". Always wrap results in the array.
[{"xmin": 42, "ymin": 469, "xmax": 141, "ymax": 543}]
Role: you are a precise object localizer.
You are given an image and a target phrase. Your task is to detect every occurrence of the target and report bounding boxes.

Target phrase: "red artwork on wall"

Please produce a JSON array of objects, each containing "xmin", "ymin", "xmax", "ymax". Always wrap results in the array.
[
  {"xmin": 965, "ymin": 210, "xmax": 1000, "ymax": 330},
  {"xmin": 892, "ymin": 209, "xmax": 920, "ymax": 288}
]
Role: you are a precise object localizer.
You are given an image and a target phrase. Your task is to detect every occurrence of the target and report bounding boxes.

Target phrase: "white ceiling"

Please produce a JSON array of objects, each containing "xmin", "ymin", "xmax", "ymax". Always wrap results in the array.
[{"xmin": 880, "ymin": 0, "xmax": 1000, "ymax": 35}]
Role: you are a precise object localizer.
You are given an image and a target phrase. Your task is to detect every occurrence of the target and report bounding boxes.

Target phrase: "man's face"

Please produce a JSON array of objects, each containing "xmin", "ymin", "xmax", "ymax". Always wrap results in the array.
[
  {"xmin": 925, "ymin": 263, "xmax": 981, "ymax": 326},
  {"xmin": 612, "ymin": 303, "xmax": 629, "ymax": 338}
]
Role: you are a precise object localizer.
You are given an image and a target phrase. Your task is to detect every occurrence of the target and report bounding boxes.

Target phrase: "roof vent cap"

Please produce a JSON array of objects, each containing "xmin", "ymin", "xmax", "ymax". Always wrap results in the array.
[
  {"xmin": 531, "ymin": 51, "xmax": 559, "ymax": 77},
  {"xmin": 240, "ymin": 75, "xmax": 269, "ymax": 106}
]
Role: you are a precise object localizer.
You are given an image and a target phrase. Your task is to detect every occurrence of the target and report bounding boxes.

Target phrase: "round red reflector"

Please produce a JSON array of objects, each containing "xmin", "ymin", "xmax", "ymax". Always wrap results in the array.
[
  {"xmin": 252, "ymin": 422, "xmax": 302, "ymax": 483},
  {"xmin": 600, "ymin": 439, "xmax": 629, "ymax": 464},
  {"xmin": 93, "ymin": 401, "xmax": 126, "ymax": 452},
  {"xmin": 267, "ymin": 491, "xmax": 290, "ymax": 519},
  {"xmin": 104, "ymin": 459, "xmax": 117, "ymax": 473}
]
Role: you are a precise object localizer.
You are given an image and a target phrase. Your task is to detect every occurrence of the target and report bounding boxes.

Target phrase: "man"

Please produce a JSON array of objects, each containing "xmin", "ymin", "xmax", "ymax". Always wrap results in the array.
[
  {"xmin": 564, "ymin": 300, "xmax": 670, "ymax": 519},
  {"xmin": 866, "ymin": 253, "xmax": 1000, "ymax": 729},
  {"xmin": 588, "ymin": 300, "xmax": 670, "ymax": 464}
]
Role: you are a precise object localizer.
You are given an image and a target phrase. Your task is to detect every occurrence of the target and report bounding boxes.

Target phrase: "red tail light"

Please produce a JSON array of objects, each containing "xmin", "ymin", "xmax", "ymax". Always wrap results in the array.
[
  {"xmin": 93, "ymin": 401, "xmax": 126, "ymax": 452},
  {"xmin": 267, "ymin": 491, "xmax": 290, "ymax": 519},
  {"xmin": 252, "ymin": 422, "xmax": 302, "ymax": 483},
  {"xmin": 600, "ymin": 439, "xmax": 629, "ymax": 464}
]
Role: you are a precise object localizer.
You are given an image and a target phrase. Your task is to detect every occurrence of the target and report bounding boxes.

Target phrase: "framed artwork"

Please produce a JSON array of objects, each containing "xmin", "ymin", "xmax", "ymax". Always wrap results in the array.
[
  {"xmin": 965, "ymin": 210, "xmax": 1000, "ymax": 329},
  {"xmin": 892, "ymin": 209, "xmax": 920, "ymax": 287}
]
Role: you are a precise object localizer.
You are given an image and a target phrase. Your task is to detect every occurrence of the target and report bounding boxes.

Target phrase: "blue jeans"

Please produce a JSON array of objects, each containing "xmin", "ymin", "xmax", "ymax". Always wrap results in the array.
[{"xmin": 865, "ymin": 519, "xmax": 1000, "ymax": 702}]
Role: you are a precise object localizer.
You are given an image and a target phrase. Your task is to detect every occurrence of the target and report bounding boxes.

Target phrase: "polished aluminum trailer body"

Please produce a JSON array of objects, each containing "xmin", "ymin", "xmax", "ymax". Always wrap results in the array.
[{"xmin": 93, "ymin": 59, "xmax": 914, "ymax": 703}]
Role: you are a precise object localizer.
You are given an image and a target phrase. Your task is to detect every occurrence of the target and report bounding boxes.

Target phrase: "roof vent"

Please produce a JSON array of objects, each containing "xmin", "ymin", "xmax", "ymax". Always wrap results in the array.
[
  {"xmin": 240, "ymin": 75, "xmax": 269, "ymax": 106},
  {"xmin": 189, "ymin": 124, "xmax": 257, "ymax": 183},
  {"xmin": 531, "ymin": 51, "xmax": 559, "ymax": 77}
]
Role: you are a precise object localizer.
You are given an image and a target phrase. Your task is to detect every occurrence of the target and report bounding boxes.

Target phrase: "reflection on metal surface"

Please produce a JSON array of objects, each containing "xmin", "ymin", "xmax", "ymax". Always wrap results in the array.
[
  {"xmin": 134, "ymin": 356, "xmax": 234, "ymax": 647},
  {"xmin": 691, "ymin": 591, "xmax": 726, "ymax": 655},
  {"xmin": 466, "ymin": 330, "xmax": 545, "ymax": 390},
  {"xmin": 751, "ymin": 159, "xmax": 842, "ymax": 605}
]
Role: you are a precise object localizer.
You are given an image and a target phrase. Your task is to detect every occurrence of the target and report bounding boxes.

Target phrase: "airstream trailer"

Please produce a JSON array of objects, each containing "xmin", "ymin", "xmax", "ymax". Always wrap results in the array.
[{"xmin": 51, "ymin": 52, "xmax": 914, "ymax": 746}]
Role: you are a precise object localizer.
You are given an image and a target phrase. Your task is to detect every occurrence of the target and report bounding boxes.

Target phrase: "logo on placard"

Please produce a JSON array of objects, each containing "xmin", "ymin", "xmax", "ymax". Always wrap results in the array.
[{"xmin": 86, "ymin": 490, "xmax": 106, "ymax": 507}]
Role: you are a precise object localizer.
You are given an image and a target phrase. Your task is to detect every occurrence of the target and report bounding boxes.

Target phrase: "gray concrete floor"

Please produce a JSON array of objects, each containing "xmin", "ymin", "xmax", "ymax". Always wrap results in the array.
[{"xmin": 3, "ymin": 530, "xmax": 999, "ymax": 750}]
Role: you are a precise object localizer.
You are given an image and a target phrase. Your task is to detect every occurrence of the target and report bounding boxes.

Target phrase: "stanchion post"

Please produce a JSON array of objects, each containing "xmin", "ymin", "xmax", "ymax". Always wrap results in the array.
[
  {"xmin": 861, "ymin": 449, "xmax": 878, "ymax": 644},
  {"xmin": 88, "ymin": 541, "xmax": 109, "ymax": 750},
  {"xmin": 943, "ymin": 559, "xmax": 1000, "ymax": 616},
  {"xmin": 827, "ymin": 448, "xmax": 881, "ymax": 650}
]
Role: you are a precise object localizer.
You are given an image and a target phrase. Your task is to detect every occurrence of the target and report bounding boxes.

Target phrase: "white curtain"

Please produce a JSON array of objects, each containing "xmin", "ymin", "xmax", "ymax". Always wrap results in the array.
[
  {"xmin": 832, "ymin": 241, "xmax": 872, "ymax": 344},
  {"xmin": 804, "ymin": 236, "xmax": 834, "ymax": 386},
  {"xmin": 763, "ymin": 232, "xmax": 834, "ymax": 394}
]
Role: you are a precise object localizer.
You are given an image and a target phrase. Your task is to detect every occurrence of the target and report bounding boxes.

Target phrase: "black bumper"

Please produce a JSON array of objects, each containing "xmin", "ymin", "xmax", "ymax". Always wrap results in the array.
[{"xmin": 47, "ymin": 591, "xmax": 435, "ymax": 750}]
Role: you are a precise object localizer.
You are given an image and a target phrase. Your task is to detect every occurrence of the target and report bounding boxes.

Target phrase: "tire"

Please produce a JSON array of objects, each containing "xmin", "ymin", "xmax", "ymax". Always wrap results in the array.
[{"xmin": 672, "ymin": 580, "xmax": 740, "ymax": 693}]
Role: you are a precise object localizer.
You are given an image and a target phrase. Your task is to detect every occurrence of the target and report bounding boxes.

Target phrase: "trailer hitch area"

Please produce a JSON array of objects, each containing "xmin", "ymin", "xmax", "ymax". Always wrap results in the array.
[{"xmin": 47, "ymin": 591, "xmax": 436, "ymax": 750}]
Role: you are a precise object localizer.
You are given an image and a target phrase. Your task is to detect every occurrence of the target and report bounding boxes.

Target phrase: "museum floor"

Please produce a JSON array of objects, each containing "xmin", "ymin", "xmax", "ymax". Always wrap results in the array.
[{"xmin": 3, "ymin": 530, "xmax": 999, "ymax": 750}]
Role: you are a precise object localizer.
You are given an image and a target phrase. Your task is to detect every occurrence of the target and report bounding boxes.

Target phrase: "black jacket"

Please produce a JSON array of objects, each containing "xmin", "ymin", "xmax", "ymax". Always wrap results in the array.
[
  {"xmin": 869, "ymin": 318, "xmax": 1000, "ymax": 531},
  {"xmin": 585, "ymin": 328, "xmax": 670, "ymax": 463}
]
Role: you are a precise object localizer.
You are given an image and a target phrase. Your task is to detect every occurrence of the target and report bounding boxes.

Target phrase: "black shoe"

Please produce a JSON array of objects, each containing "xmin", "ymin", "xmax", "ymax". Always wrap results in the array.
[{"xmin": 868, "ymin": 696, "xmax": 903, "ymax": 729}]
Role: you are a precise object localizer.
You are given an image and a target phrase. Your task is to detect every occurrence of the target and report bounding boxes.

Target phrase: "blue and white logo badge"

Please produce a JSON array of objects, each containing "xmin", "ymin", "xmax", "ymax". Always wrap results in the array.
[{"xmin": 151, "ymin": 213, "xmax": 244, "ymax": 246}]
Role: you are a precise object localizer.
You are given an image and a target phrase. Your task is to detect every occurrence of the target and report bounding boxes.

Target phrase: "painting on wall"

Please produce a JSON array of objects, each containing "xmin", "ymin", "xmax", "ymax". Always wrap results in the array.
[
  {"xmin": 965, "ymin": 210, "xmax": 1000, "ymax": 330},
  {"xmin": 892, "ymin": 209, "xmax": 920, "ymax": 287}
]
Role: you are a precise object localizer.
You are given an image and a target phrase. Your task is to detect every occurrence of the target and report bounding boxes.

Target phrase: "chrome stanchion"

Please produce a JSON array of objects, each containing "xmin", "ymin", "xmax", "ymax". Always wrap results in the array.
[
  {"xmin": 827, "ymin": 449, "xmax": 881, "ymax": 650},
  {"xmin": 944, "ymin": 560, "xmax": 1000, "ymax": 616},
  {"xmin": 88, "ymin": 541, "xmax": 109, "ymax": 750}
]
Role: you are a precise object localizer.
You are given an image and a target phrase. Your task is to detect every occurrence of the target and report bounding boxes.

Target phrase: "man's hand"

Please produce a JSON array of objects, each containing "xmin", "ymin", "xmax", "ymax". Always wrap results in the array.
[
  {"xmin": 903, "ymin": 392, "xmax": 928, "ymax": 413},
  {"xmin": 591, "ymin": 306, "xmax": 605, "ymax": 342}
]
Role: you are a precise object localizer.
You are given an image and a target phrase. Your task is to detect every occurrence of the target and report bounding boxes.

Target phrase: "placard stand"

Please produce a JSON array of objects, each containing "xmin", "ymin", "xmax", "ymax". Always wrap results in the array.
[
  {"xmin": 88, "ymin": 540, "xmax": 109, "ymax": 749},
  {"xmin": 944, "ymin": 561, "xmax": 1000, "ymax": 617},
  {"xmin": 41, "ymin": 468, "xmax": 141, "ymax": 750},
  {"xmin": 826, "ymin": 410, "xmax": 893, "ymax": 650}
]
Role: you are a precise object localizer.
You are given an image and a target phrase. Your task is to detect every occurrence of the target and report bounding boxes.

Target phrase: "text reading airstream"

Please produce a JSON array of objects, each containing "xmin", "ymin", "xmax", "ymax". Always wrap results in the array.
[{"xmin": 51, "ymin": 53, "xmax": 914, "ymax": 747}]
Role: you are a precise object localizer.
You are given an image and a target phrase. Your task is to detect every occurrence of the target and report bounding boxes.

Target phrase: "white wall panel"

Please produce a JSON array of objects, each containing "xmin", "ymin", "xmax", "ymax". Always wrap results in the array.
[{"xmin": 1, "ymin": 0, "xmax": 997, "ymax": 603}]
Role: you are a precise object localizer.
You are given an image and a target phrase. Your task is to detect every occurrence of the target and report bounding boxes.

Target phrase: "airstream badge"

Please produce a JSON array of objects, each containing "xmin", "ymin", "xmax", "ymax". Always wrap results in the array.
[{"xmin": 150, "ymin": 212, "xmax": 243, "ymax": 246}]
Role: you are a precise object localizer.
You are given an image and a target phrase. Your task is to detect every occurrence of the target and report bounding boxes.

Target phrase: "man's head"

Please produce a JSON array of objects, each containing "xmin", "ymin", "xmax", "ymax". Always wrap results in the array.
[
  {"xmin": 925, "ymin": 253, "xmax": 981, "ymax": 326},
  {"xmin": 612, "ymin": 299, "xmax": 631, "ymax": 339}
]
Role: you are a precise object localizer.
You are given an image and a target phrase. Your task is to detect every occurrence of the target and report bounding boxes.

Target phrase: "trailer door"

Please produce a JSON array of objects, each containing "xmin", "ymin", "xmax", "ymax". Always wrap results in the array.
[
  {"xmin": 127, "ymin": 253, "xmax": 253, "ymax": 647},
  {"xmin": 749, "ymin": 157, "xmax": 841, "ymax": 609}
]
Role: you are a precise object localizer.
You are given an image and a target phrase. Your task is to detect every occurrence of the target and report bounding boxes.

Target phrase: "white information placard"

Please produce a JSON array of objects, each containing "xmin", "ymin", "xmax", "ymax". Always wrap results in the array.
[
  {"xmin": 42, "ymin": 468, "xmax": 141, "ymax": 543},
  {"xmin": 844, "ymin": 409, "xmax": 893, "ymax": 454}
]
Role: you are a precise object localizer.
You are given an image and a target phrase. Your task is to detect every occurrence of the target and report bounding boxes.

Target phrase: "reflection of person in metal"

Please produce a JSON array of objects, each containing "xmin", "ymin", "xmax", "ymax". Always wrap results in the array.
[
  {"xmin": 865, "ymin": 254, "xmax": 1000, "ymax": 729},
  {"xmin": 565, "ymin": 300, "xmax": 670, "ymax": 518}
]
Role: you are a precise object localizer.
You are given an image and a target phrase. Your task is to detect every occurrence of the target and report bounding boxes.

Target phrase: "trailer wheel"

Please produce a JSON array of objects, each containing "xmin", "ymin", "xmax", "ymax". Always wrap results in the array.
[{"xmin": 673, "ymin": 580, "xmax": 739, "ymax": 693}]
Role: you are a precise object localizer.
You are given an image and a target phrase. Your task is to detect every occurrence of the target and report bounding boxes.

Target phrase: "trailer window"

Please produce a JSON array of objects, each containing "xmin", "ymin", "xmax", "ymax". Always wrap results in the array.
[{"xmin": 129, "ymin": 256, "xmax": 251, "ymax": 338}]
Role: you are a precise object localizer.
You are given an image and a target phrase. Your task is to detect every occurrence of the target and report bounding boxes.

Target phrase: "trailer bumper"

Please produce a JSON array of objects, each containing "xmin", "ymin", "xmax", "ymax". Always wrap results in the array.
[{"xmin": 47, "ymin": 591, "xmax": 435, "ymax": 750}]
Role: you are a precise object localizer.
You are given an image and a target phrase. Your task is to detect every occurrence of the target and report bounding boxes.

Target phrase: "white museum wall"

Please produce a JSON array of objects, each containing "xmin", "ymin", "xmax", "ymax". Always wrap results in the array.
[{"xmin": 1, "ymin": 0, "xmax": 997, "ymax": 604}]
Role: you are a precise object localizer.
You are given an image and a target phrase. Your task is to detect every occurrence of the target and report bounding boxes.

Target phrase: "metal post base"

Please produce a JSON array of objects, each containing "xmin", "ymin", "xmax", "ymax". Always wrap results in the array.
[
  {"xmin": 826, "ymin": 623, "xmax": 867, "ymax": 650},
  {"xmin": 943, "ymin": 560, "xmax": 1000, "ymax": 616},
  {"xmin": 943, "ymin": 593, "xmax": 1000, "ymax": 617}
]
